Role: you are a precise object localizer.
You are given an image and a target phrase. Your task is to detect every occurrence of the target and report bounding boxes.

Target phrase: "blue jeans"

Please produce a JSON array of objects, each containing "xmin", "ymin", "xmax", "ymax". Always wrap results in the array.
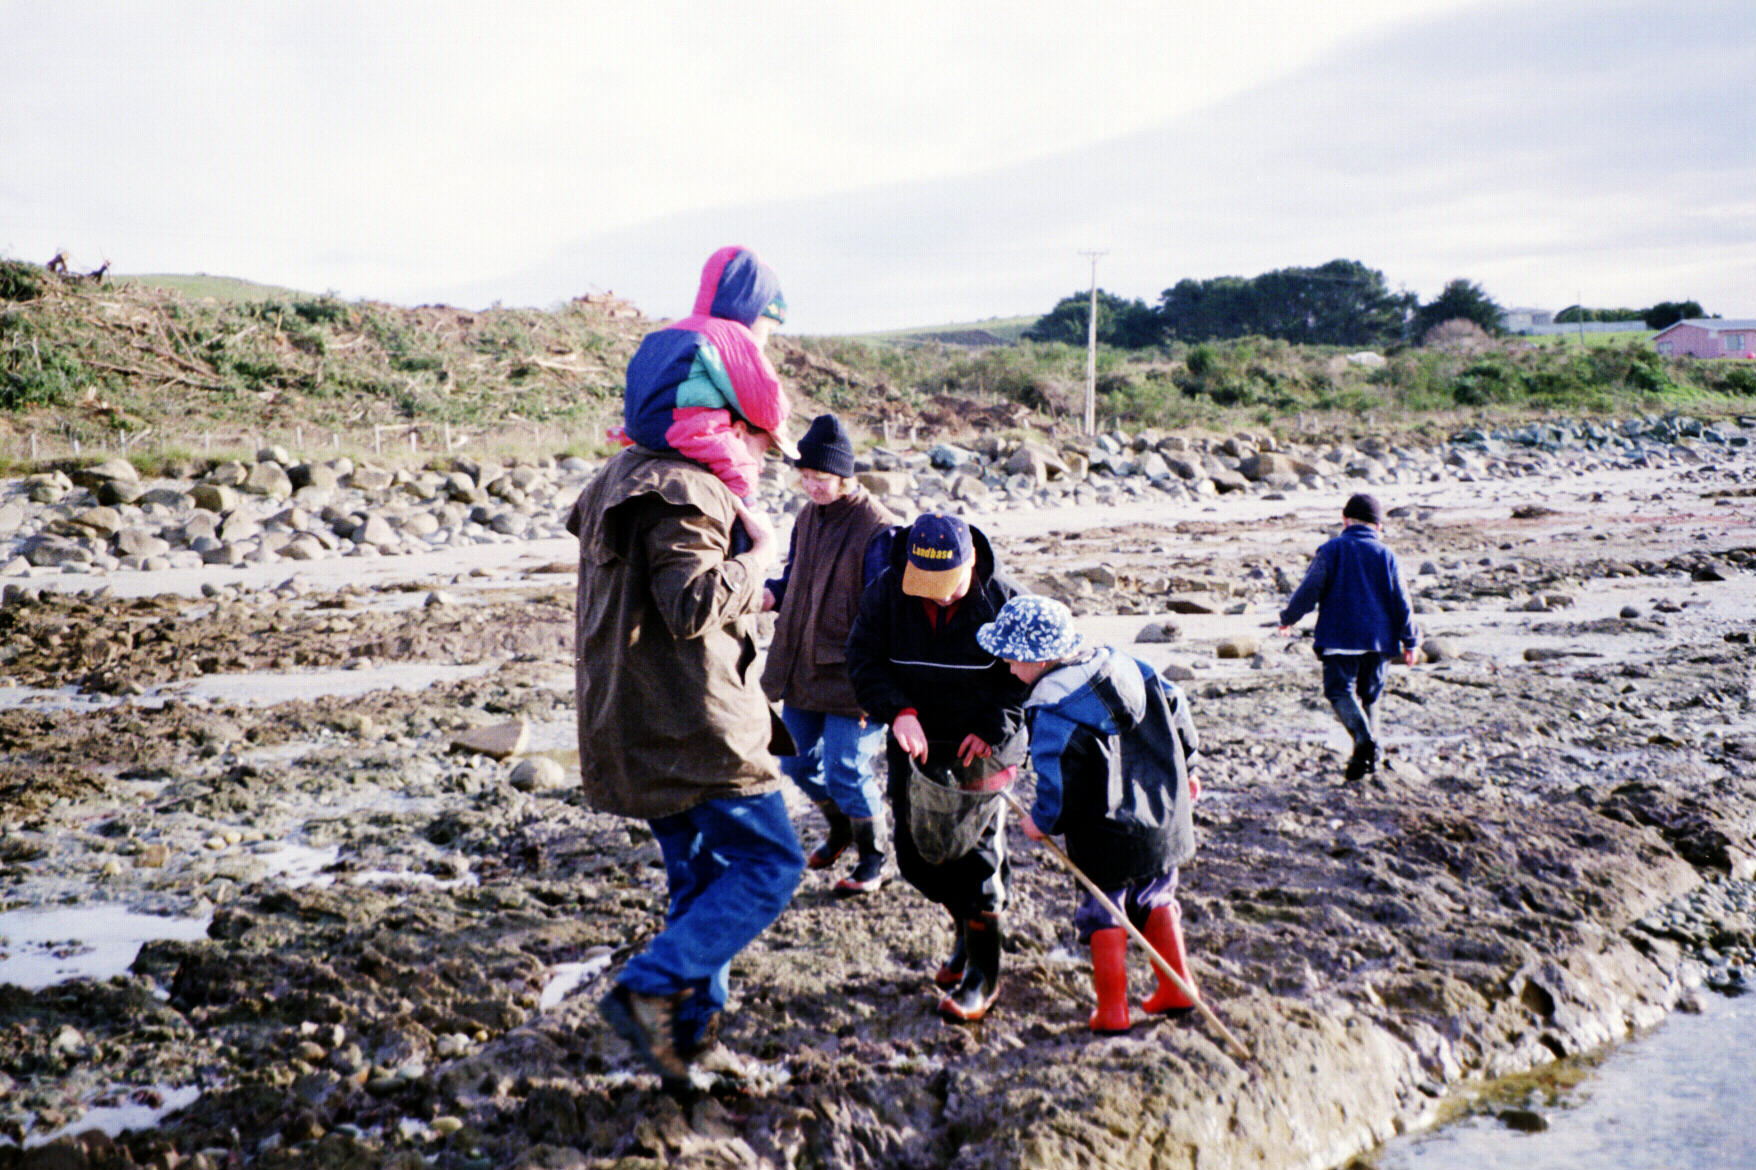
[
  {"xmin": 618, "ymin": 791, "xmax": 805, "ymax": 1042},
  {"xmin": 778, "ymin": 705, "xmax": 884, "ymax": 821},
  {"xmin": 1321, "ymin": 652, "xmax": 1388, "ymax": 748}
]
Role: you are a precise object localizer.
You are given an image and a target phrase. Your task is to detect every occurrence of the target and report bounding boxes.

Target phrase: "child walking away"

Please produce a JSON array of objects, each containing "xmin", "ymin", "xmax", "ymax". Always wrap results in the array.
[
  {"xmin": 976, "ymin": 595, "xmax": 1202, "ymax": 1035},
  {"xmin": 761, "ymin": 414, "xmax": 900, "ymax": 894},
  {"xmin": 613, "ymin": 246, "xmax": 799, "ymax": 499},
  {"xmin": 1276, "ymin": 493, "xmax": 1420, "ymax": 782}
]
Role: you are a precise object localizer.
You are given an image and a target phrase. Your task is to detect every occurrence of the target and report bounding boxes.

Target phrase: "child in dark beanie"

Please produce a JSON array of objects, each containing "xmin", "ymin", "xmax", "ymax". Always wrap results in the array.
[
  {"xmin": 1277, "ymin": 493, "xmax": 1420, "ymax": 781},
  {"xmin": 761, "ymin": 414, "xmax": 900, "ymax": 893}
]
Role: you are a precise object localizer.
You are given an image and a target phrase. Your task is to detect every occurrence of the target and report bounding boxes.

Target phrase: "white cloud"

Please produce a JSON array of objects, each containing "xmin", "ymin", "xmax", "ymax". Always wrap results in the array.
[
  {"xmin": 3, "ymin": 0, "xmax": 1747, "ymax": 331},
  {"xmin": 2, "ymin": 0, "xmax": 1477, "ymax": 292}
]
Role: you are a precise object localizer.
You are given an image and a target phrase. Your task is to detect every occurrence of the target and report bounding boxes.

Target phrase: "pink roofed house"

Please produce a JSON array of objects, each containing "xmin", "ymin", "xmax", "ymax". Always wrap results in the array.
[{"xmin": 1651, "ymin": 318, "xmax": 1756, "ymax": 358}]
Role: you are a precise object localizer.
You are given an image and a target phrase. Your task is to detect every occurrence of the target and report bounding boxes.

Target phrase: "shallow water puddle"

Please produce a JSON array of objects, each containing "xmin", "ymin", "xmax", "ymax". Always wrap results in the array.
[
  {"xmin": 251, "ymin": 841, "xmax": 343, "ymax": 888},
  {"xmin": 165, "ymin": 660, "xmax": 499, "ymax": 705},
  {"xmin": 0, "ymin": 685, "xmax": 120, "ymax": 714},
  {"xmin": 0, "ymin": 905, "xmax": 212, "ymax": 990},
  {"xmin": 0, "ymin": 662, "xmax": 500, "ymax": 713},
  {"xmin": 346, "ymin": 866, "xmax": 477, "ymax": 891},
  {"xmin": 18, "ymin": 1085, "xmax": 203, "ymax": 1150},
  {"xmin": 1371, "ymin": 991, "xmax": 1756, "ymax": 1170},
  {"xmin": 539, "ymin": 948, "xmax": 614, "ymax": 1010}
]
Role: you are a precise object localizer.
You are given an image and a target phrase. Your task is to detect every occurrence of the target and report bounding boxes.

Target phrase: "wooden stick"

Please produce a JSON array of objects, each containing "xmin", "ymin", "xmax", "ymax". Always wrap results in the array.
[
  {"xmin": 79, "ymin": 358, "xmax": 227, "ymax": 392},
  {"xmin": 1002, "ymin": 791, "xmax": 1252, "ymax": 1062}
]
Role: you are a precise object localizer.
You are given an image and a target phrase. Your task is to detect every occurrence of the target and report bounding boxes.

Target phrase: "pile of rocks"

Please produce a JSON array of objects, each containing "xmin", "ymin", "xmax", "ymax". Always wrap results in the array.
[
  {"xmin": 1, "ymin": 414, "xmax": 1750, "ymax": 587},
  {"xmin": 1633, "ymin": 876, "xmax": 1756, "ymax": 997},
  {"xmin": 0, "ymin": 449, "xmax": 595, "ymax": 581},
  {"xmin": 1452, "ymin": 414, "xmax": 1753, "ymax": 456}
]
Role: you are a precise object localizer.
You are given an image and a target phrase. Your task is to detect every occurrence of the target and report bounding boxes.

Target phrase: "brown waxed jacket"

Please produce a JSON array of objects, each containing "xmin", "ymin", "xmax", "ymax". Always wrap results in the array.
[
  {"xmin": 566, "ymin": 447, "xmax": 783, "ymax": 820},
  {"xmin": 760, "ymin": 488, "xmax": 898, "ymax": 718}
]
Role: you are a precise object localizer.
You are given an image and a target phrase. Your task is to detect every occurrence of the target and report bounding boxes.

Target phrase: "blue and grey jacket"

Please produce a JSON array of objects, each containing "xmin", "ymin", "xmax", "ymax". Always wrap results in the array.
[
  {"xmin": 1278, "ymin": 524, "xmax": 1419, "ymax": 655},
  {"xmin": 1025, "ymin": 646, "xmax": 1198, "ymax": 889}
]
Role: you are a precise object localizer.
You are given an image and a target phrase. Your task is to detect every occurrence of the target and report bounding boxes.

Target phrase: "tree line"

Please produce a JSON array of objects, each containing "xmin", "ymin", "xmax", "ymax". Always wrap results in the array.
[{"xmin": 1023, "ymin": 259, "xmax": 1709, "ymax": 348}]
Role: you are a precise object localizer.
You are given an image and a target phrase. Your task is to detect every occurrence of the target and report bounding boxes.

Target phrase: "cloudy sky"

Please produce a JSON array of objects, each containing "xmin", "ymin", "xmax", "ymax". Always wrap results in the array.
[{"xmin": 4, "ymin": 1, "xmax": 1751, "ymax": 333}]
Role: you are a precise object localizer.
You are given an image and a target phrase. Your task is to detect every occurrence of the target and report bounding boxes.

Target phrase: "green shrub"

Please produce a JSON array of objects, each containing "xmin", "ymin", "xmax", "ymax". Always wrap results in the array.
[
  {"xmin": 0, "ymin": 311, "xmax": 83, "ymax": 409},
  {"xmin": 1716, "ymin": 363, "xmax": 1756, "ymax": 396},
  {"xmin": 292, "ymin": 296, "xmax": 350, "ymax": 326},
  {"xmin": 1452, "ymin": 357, "xmax": 1525, "ymax": 406},
  {"xmin": 0, "ymin": 260, "xmax": 48, "ymax": 303}
]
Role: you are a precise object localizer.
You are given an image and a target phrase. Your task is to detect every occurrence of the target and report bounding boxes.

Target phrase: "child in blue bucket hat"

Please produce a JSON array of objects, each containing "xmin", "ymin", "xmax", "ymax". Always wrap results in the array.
[{"xmin": 977, "ymin": 595, "xmax": 1204, "ymax": 1034}]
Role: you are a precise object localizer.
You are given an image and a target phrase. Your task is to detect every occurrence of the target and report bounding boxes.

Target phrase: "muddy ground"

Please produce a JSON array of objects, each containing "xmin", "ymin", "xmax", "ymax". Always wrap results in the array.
[{"xmin": 2, "ymin": 455, "xmax": 1755, "ymax": 1169}]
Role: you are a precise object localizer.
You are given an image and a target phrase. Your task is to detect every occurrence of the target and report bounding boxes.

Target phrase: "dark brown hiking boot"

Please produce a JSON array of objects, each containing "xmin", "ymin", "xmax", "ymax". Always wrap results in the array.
[
  {"xmin": 599, "ymin": 983, "xmax": 691, "ymax": 1091},
  {"xmin": 674, "ymin": 1011, "xmax": 721, "ymax": 1062}
]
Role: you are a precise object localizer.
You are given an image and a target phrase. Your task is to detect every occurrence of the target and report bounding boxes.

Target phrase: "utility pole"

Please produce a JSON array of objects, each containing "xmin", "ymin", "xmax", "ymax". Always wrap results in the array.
[{"xmin": 1079, "ymin": 250, "xmax": 1107, "ymax": 437}]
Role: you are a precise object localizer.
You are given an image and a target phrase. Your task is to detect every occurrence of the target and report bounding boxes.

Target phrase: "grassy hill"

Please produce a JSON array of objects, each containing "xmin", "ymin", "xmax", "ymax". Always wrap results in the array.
[
  {"xmin": 109, "ymin": 273, "xmax": 314, "ymax": 303},
  {"xmin": 847, "ymin": 315, "xmax": 1040, "ymax": 345},
  {"xmin": 2, "ymin": 258, "xmax": 1751, "ymax": 474},
  {"xmin": 0, "ymin": 259, "xmax": 919, "ymax": 472}
]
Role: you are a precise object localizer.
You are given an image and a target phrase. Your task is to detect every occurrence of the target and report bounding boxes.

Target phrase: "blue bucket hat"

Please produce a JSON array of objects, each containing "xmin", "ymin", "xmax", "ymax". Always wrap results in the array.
[
  {"xmin": 900, "ymin": 513, "xmax": 974, "ymax": 602},
  {"xmin": 976, "ymin": 595, "xmax": 1086, "ymax": 662}
]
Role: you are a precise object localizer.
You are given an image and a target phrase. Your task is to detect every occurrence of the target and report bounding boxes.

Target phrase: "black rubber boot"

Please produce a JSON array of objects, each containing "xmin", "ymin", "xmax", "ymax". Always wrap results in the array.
[
  {"xmin": 939, "ymin": 915, "xmax": 1002, "ymax": 1022},
  {"xmin": 1344, "ymin": 738, "xmax": 1379, "ymax": 782},
  {"xmin": 807, "ymin": 801, "xmax": 853, "ymax": 870},
  {"xmin": 835, "ymin": 818, "xmax": 886, "ymax": 894},
  {"xmin": 934, "ymin": 914, "xmax": 967, "ymax": 989}
]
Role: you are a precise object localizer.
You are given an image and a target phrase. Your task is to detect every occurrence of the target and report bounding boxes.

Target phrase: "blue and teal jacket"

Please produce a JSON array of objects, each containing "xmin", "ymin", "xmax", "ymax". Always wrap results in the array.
[
  {"xmin": 1025, "ymin": 646, "xmax": 1198, "ymax": 888},
  {"xmin": 619, "ymin": 246, "xmax": 790, "ymax": 472}
]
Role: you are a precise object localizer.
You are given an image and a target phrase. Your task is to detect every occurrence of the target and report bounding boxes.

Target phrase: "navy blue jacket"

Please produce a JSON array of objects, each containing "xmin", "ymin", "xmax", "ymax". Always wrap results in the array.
[
  {"xmin": 845, "ymin": 524, "xmax": 1028, "ymax": 753},
  {"xmin": 1279, "ymin": 523, "xmax": 1419, "ymax": 655}
]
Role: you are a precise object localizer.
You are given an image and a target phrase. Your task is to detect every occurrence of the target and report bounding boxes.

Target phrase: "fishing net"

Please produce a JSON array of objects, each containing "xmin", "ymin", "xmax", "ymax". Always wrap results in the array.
[{"xmin": 906, "ymin": 748, "xmax": 1016, "ymax": 866}]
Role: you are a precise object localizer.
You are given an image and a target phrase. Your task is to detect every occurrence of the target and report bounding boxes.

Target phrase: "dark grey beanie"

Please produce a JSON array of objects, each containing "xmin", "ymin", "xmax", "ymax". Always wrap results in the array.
[
  {"xmin": 1343, "ymin": 493, "xmax": 1384, "ymax": 526},
  {"xmin": 795, "ymin": 413, "xmax": 855, "ymax": 478}
]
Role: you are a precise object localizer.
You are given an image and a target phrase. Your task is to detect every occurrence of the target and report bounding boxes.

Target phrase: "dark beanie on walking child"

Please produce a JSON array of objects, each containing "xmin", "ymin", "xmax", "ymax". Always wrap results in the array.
[
  {"xmin": 1343, "ymin": 493, "xmax": 1384, "ymax": 526},
  {"xmin": 795, "ymin": 414, "xmax": 856, "ymax": 478}
]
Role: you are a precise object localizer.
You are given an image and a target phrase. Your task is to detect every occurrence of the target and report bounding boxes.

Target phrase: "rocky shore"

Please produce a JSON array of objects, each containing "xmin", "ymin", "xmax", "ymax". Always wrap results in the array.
[{"xmin": 2, "ymin": 415, "xmax": 1754, "ymax": 1169}]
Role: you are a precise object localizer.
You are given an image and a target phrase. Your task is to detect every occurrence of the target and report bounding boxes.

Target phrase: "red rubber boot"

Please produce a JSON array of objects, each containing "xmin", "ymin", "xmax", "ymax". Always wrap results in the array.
[
  {"xmin": 1139, "ymin": 903, "xmax": 1198, "ymax": 1016},
  {"xmin": 1087, "ymin": 928, "xmax": 1132, "ymax": 1034}
]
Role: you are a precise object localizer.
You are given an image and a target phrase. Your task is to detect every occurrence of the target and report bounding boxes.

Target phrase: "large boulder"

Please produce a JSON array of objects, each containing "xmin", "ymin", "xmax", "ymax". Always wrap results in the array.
[
  {"xmin": 1004, "ymin": 443, "xmax": 1070, "ymax": 486},
  {"xmin": 243, "ymin": 462, "xmax": 294, "ymax": 499},
  {"xmin": 856, "ymin": 470, "xmax": 912, "ymax": 498},
  {"xmin": 1239, "ymin": 452, "xmax": 1301, "ymax": 482},
  {"xmin": 349, "ymin": 465, "xmax": 396, "ymax": 492},
  {"xmin": 291, "ymin": 463, "xmax": 342, "ymax": 492},
  {"xmin": 70, "ymin": 457, "xmax": 140, "ymax": 491},
  {"xmin": 191, "ymin": 483, "xmax": 240, "ymax": 513}
]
